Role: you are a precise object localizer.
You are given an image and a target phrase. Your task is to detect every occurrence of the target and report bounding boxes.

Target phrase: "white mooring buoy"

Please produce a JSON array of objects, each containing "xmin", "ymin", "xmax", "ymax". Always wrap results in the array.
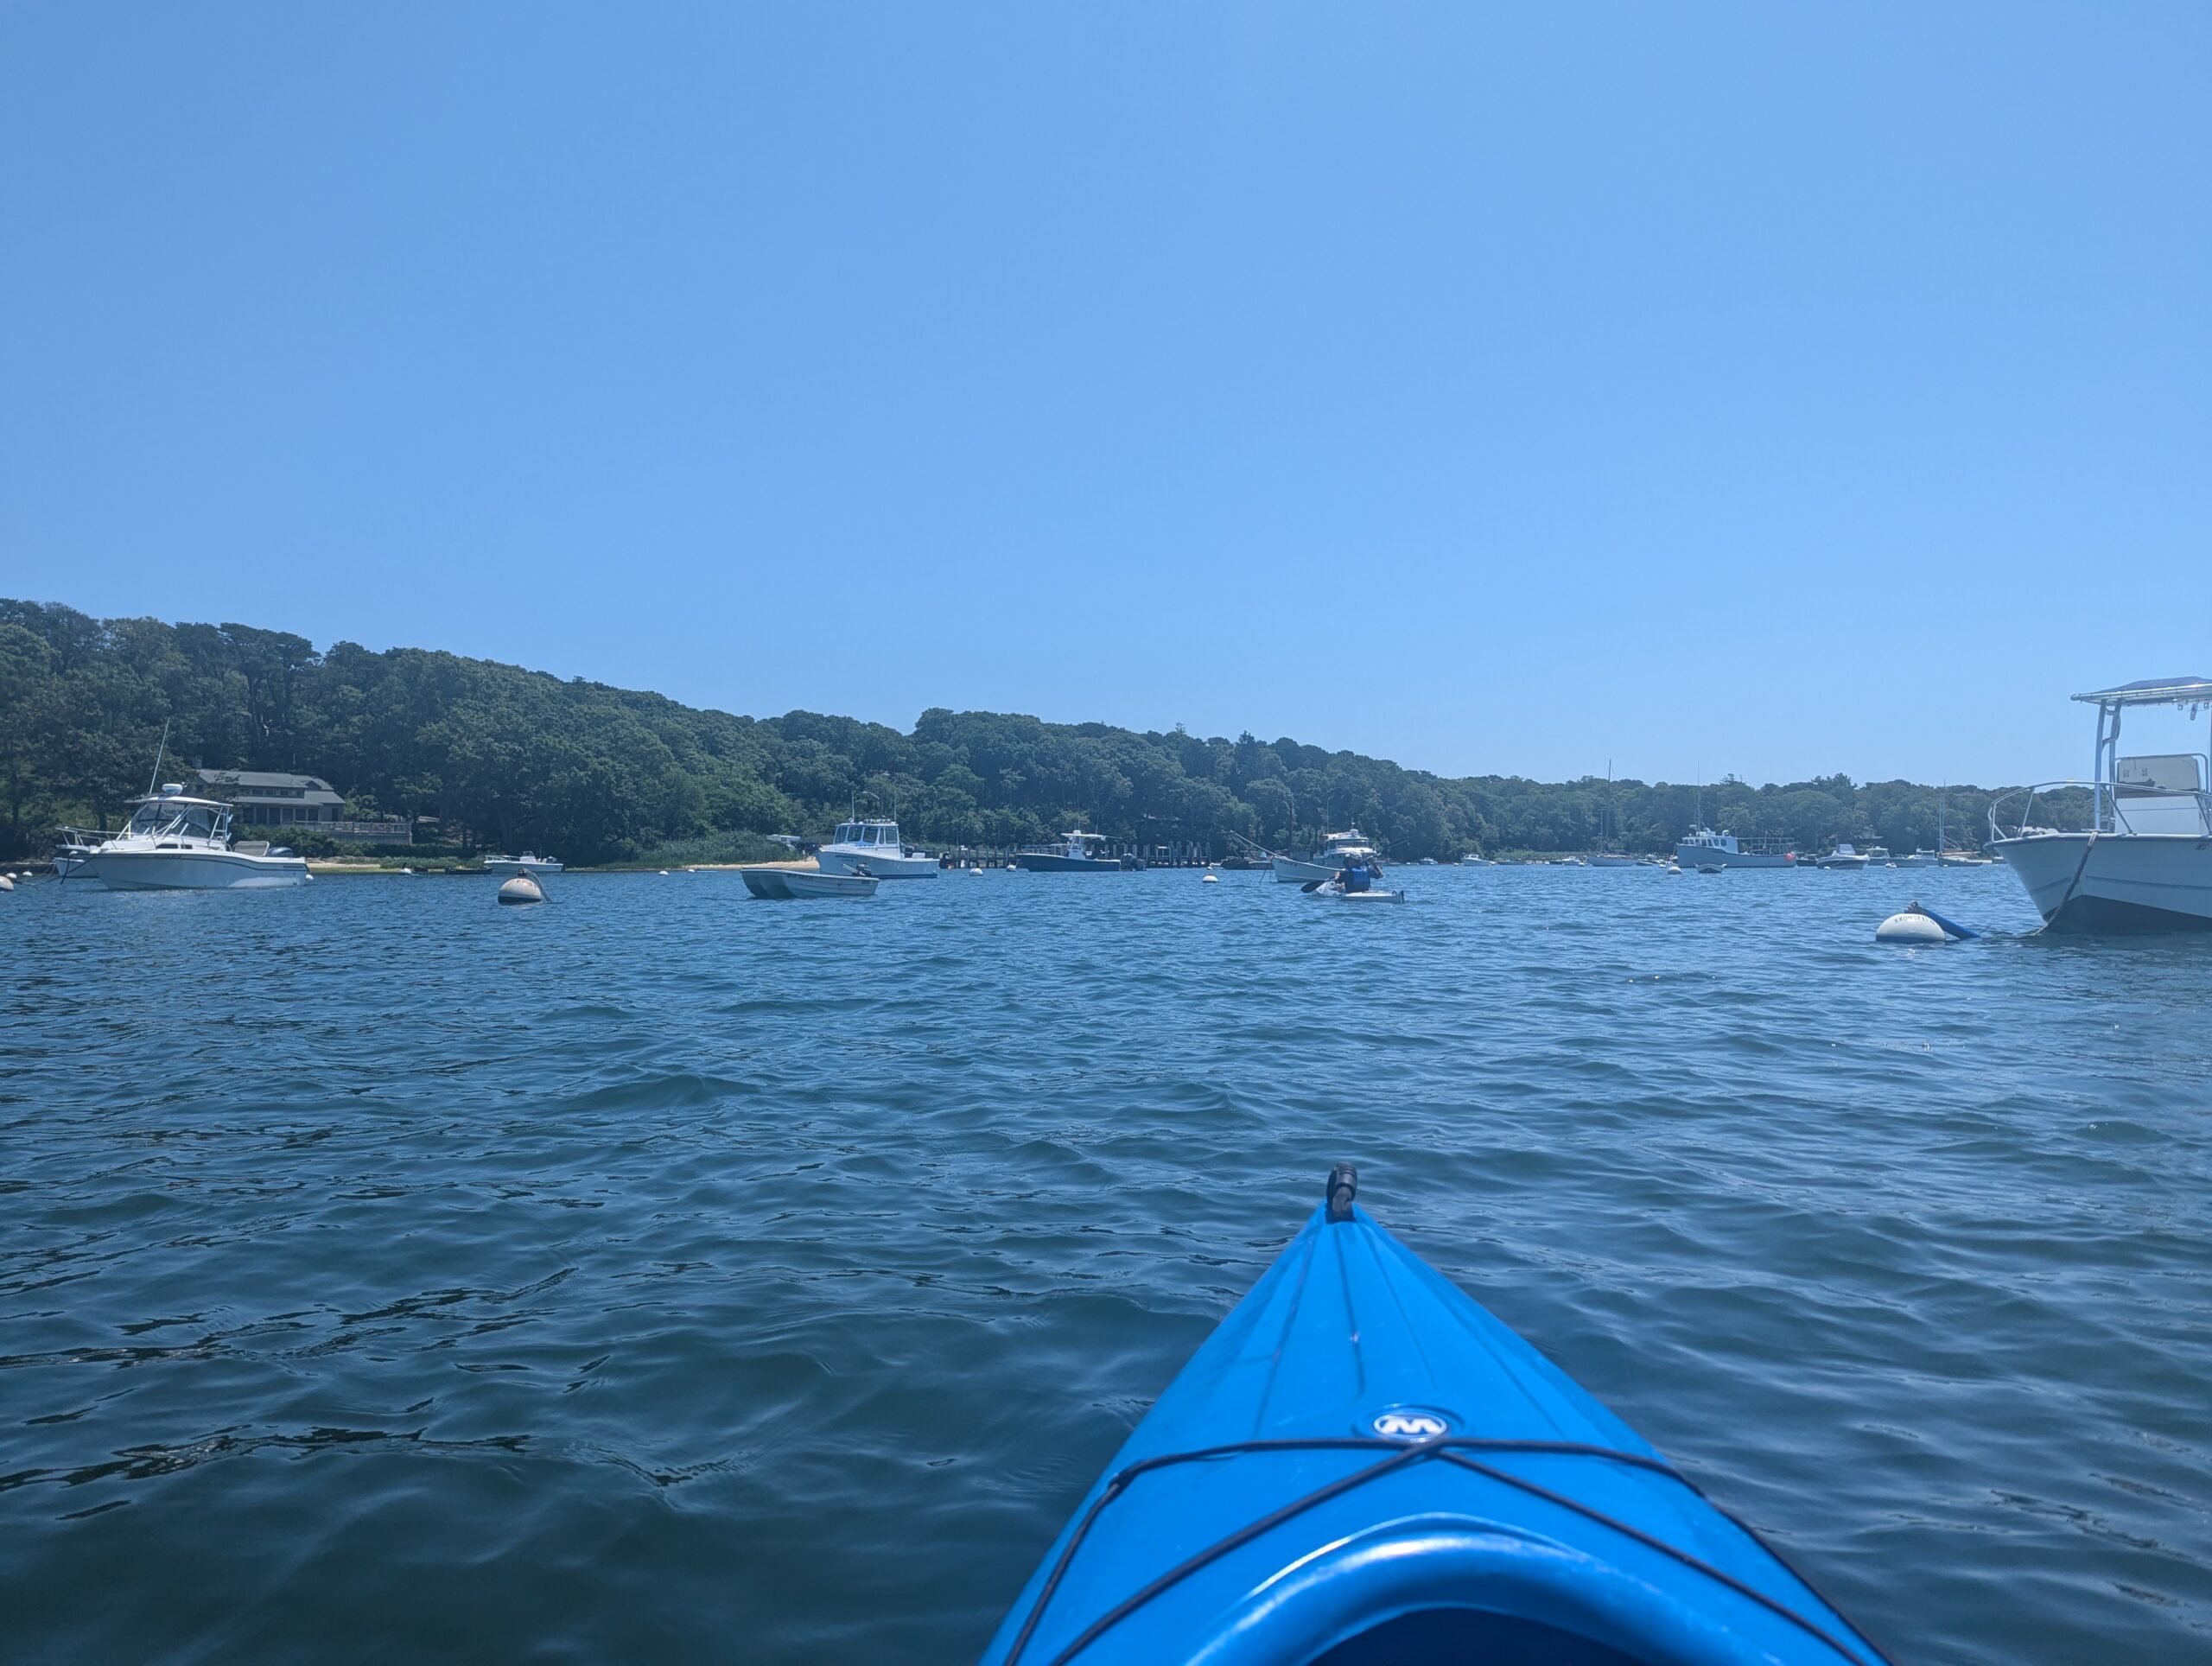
[
  {"xmin": 0, "ymin": 874, "xmax": 14, "ymax": 893},
  {"xmin": 499, "ymin": 874, "xmax": 545, "ymax": 906},
  {"xmin": 1202, "ymin": 872, "xmax": 1219, "ymax": 884},
  {"xmin": 1875, "ymin": 909, "xmax": 1946, "ymax": 944}
]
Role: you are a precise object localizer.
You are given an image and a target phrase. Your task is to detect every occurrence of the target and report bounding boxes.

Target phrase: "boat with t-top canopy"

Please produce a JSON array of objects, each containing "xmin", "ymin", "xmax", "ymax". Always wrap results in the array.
[{"xmin": 1989, "ymin": 675, "xmax": 2212, "ymax": 932}]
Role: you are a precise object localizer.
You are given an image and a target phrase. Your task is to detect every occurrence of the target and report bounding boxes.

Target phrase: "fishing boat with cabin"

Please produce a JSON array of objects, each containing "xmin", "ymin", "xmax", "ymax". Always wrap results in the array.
[
  {"xmin": 814, "ymin": 817, "xmax": 940, "ymax": 879},
  {"xmin": 1675, "ymin": 827, "xmax": 1796, "ymax": 869},
  {"xmin": 1016, "ymin": 831, "xmax": 1127, "ymax": 873},
  {"xmin": 1272, "ymin": 828, "xmax": 1382, "ymax": 886}
]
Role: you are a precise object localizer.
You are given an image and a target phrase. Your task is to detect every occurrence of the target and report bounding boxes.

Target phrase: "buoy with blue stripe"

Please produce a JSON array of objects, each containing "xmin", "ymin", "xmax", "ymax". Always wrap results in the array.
[{"xmin": 1875, "ymin": 900, "xmax": 1976, "ymax": 944}]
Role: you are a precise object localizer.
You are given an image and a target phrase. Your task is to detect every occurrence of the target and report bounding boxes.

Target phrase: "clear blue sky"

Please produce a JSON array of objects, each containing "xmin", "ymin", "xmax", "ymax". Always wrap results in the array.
[{"xmin": 4, "ymin": 4, "xmax": 2206, "ymax": 786}]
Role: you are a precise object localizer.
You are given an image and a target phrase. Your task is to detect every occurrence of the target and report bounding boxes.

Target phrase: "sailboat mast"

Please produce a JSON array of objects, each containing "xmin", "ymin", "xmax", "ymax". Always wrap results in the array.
[{"xmin": 145, "ymin": 719, "xmax": 171, "ymax": 799}]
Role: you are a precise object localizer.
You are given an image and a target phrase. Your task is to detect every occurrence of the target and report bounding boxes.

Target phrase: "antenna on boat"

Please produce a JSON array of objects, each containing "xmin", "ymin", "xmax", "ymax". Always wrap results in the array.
[{"xmin": 145, "ymin": 719, "xmax": 171, "ymax": 798}]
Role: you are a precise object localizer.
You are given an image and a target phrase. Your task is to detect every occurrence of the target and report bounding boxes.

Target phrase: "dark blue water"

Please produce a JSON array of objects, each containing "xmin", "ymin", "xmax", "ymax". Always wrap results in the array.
[{"xmin": 4, "ymin": 864, "xmax": 2208, "ymax": 1663}]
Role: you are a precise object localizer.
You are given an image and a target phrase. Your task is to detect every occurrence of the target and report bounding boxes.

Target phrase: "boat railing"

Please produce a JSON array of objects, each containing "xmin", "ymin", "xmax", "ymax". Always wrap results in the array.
[{"xmin": 1990, "ymin": 780, "xmax": 2212, "ymax": 842}]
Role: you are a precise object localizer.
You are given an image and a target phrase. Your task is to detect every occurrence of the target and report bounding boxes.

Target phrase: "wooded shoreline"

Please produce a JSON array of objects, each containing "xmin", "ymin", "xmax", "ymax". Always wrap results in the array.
[{"xmin": 3, "ymin": 600, "xmax": 2071, "ymax": 865}]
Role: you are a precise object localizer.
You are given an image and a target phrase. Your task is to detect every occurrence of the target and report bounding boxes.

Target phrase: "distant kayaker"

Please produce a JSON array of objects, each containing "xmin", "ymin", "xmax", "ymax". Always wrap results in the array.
[{"xmin": 1336, "ymin": 859, "xmax": 1373, "ymax": 893}]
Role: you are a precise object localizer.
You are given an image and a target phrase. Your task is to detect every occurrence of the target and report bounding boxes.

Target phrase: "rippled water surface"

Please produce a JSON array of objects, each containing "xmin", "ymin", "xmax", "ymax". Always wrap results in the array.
[{"xmin": 4, "ymin": 864, "xmax": 2209, "ymax": 1663}]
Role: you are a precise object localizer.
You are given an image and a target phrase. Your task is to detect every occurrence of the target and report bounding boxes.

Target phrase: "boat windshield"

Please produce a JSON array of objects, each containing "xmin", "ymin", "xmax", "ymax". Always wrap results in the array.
[{"xmin": 129, "ymin": 802, "xmax": 225, "ymax": 840}]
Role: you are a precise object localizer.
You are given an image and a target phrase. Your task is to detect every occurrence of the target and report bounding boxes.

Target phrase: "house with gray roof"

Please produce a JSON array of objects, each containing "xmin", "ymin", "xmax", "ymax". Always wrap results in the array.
[
  {"xmin": 188, "ymin": 770, "xmax": 414, "ymax": 844},
  {"xmin": 191, "ymin": 770, "xmax": 346, "ymax": 827}
]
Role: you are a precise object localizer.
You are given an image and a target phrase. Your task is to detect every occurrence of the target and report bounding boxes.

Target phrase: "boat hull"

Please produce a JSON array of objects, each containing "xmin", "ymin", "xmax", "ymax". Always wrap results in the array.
[
  {"xmin": 1675, "ymin": 844, "xmax": 1793, "ymax": 868},
  {"xmin": 80, "ymin": 849, "xmax": 308, "ymax": 890},
  {"xmin": 779, "ymin": 870, "xmax": 878, "ymax": 899},
  {"xmin": 1993, "ymin": 833, "xmax": 2212, "ymax": 932},
  {"xmin": 813, "ymin": 847, "xmax": 939, "ymax": 879},
  {"xmin": 483, "ymin": 857, "xmax": 563, "ymax": 874},
  {"xmin": 1016, "ymin": 853, "xmax": 1126, "ymax": 872},
  {"xmin": 983, "ymin": 1185, "xmax": 1885, "ymax": 1665},
  {"xmin": 1277, "ymin": 855, "xmax": 1385, "ymax": 883}
]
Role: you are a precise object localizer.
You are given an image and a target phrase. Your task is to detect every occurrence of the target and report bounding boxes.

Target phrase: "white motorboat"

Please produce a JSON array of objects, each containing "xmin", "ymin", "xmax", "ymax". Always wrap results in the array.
[
  {"xmin": 1675, "ymin": 826, "xmax": 1796, "ymax": 868},
  {"xmin": 1815, "ymin": 843, "xmax": 1870, "ymax": 870},
  {"xmin": 1990, "ymin": 676, "xmax": 2212, "ymax": 932},
  {"xmin": 1274, "ymin": 828, "xmax": 1382, "ymax": 885},
  {"xmin": 741, "ymin": 865, "xmax": 878, "ymax": 899},
  {"xmin": 75, "ymin": 785, "xmax": 308, "ymax": 890},
  {"xmin": 483, "ymin": 852, "xmax": 564, "ymax": 874},
  {"xmin": 814, "ymin": 818, "xmax": 939, "ymax": 879},
  {"xmin": 1588, "ymin": 854, "xmax": 1642, "ymax": 867}
]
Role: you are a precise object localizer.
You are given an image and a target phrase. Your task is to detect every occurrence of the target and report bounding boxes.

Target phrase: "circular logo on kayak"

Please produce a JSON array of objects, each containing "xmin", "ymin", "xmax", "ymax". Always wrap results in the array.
[{"xmin": 1366, "ymin": 1406, "xmax": 1453, "ymax": 1440}]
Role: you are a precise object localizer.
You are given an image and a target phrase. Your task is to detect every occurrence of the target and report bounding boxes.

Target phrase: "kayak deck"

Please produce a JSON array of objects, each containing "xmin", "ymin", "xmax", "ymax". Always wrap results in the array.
[{"xmin": 983, "ymin": 1169, "xmax": 1887, "ymax": 1666}]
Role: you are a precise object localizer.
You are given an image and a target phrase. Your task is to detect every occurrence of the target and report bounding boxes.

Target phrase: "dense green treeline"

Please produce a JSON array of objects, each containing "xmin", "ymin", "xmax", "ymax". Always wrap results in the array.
[{"xmin": 0, "ymin": 600, "xmax": 2031, "ymax": 862}]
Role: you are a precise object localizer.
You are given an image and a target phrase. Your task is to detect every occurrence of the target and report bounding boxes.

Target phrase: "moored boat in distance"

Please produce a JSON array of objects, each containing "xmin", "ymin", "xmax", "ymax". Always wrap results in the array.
[
  {"xmin": 1990, "ymin": 675, "xmax": 2212, "ymax": 932},
  {"xmin": 76, "ymin": 785, "xmax": 308, "ymax": 890},
  {"xmin": 1675, "ymin": 825, "xmax": 1796, "ymax": 868},
  {"xmin": 1274, "ymin": 827, "xmax": 1382, "ymax": 885},
  {"xmin": 812, "ymin": 817, "xmax": 939, "ymax": 879},
  {"xmin": 982, "ymin": 1167, "xmax": 1890, "ymax": 1666},
  {"xmin": 1588, "ymin": 763, "xmax": 1637, "ymax": 866},
  {"xmin": 739, "ymin": 865, "xmax": 878, "ymax": 899},
  {"xmin": 483, "ymin": 852, "xmax": 564, "ymax": 874},
  {"xmin": 1815, "ymin": 843, "xmax": 1870, "ymax": 870},
  {"xmin": 1016, "ymin": 830, "xmax": 1126, "ymax": 872}
]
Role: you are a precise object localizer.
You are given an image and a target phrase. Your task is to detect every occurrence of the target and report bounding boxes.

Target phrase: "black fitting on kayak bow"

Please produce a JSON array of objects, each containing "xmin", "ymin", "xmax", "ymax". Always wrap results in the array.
[{"xmin": 1325, "ymin": 1163, "xmax": 1357, "ymax": 1224}]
